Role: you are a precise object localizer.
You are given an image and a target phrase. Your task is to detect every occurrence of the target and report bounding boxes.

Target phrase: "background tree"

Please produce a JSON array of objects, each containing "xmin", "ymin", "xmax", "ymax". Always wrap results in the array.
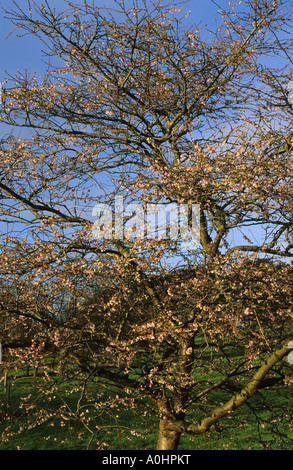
[{"xmin": 0, "ymin": 0, "xmax": 292, "ymax": 450}]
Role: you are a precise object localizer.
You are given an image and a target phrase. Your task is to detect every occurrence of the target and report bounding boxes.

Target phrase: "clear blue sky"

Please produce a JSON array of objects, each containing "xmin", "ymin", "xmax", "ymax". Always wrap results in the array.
[
  {"xmin": 0, "ymin": 0, "xmax": 291, "ymax": 263},
  {"xmin": 0, "ymin": 0, "xmax": 226, "ymax": 81}
]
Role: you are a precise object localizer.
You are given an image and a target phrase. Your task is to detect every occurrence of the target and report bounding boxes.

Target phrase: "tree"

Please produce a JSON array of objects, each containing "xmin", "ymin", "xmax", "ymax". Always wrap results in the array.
[{"xmin": 0, "ymin": 0, "xmax": 292, "ymax": 450}]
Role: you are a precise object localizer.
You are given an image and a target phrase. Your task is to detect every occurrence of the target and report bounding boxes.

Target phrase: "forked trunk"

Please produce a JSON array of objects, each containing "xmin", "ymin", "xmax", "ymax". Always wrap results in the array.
[{"xmin": 156, "ymin": 418, "xmax": 182, "ymax": 450}]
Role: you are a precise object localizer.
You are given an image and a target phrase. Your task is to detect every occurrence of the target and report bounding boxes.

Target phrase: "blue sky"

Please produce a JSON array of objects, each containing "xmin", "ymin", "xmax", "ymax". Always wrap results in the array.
[
  {"xmin": 0, "ymin": 0, "xmax": 291, "ymax": 264},
  {"xmin": 0, "ymin": 0, "xmax": 226, "ymax": 80},
  {"xmin": 0, "ymin": 0, "xmax": 223, "ymax": 268}
]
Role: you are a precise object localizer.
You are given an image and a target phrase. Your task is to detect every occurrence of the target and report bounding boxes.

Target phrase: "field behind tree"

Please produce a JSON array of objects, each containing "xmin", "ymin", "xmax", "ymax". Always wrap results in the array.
[{"xmin": 1, "ymin": 357, "xmax": 292, "ymax": 451}]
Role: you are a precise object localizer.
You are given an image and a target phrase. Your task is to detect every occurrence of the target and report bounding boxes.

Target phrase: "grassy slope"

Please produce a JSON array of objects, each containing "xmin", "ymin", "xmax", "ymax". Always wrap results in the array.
[{"xmin": 0, "ymin": 372, "xmax": 292, "ymax": 450}]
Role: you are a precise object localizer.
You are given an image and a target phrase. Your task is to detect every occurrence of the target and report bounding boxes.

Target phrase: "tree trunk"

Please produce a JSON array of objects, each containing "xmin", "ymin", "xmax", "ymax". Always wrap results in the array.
[{"xmin": 156, "ymin": 418, "xmax": 182, "ymax": 450}]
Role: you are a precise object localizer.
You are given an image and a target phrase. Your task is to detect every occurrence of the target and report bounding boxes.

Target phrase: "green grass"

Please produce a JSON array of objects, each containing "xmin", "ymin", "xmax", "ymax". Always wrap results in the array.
[{"xmin": 0, "ymin": 374, "xmax": 292, "ymax": 450}]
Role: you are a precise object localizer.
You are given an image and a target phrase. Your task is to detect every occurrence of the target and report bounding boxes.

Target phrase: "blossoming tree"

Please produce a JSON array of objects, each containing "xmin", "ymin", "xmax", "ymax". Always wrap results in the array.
[{"xmin": 0, "ymin": 0, "xmax": 292, "ymax": 450}]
